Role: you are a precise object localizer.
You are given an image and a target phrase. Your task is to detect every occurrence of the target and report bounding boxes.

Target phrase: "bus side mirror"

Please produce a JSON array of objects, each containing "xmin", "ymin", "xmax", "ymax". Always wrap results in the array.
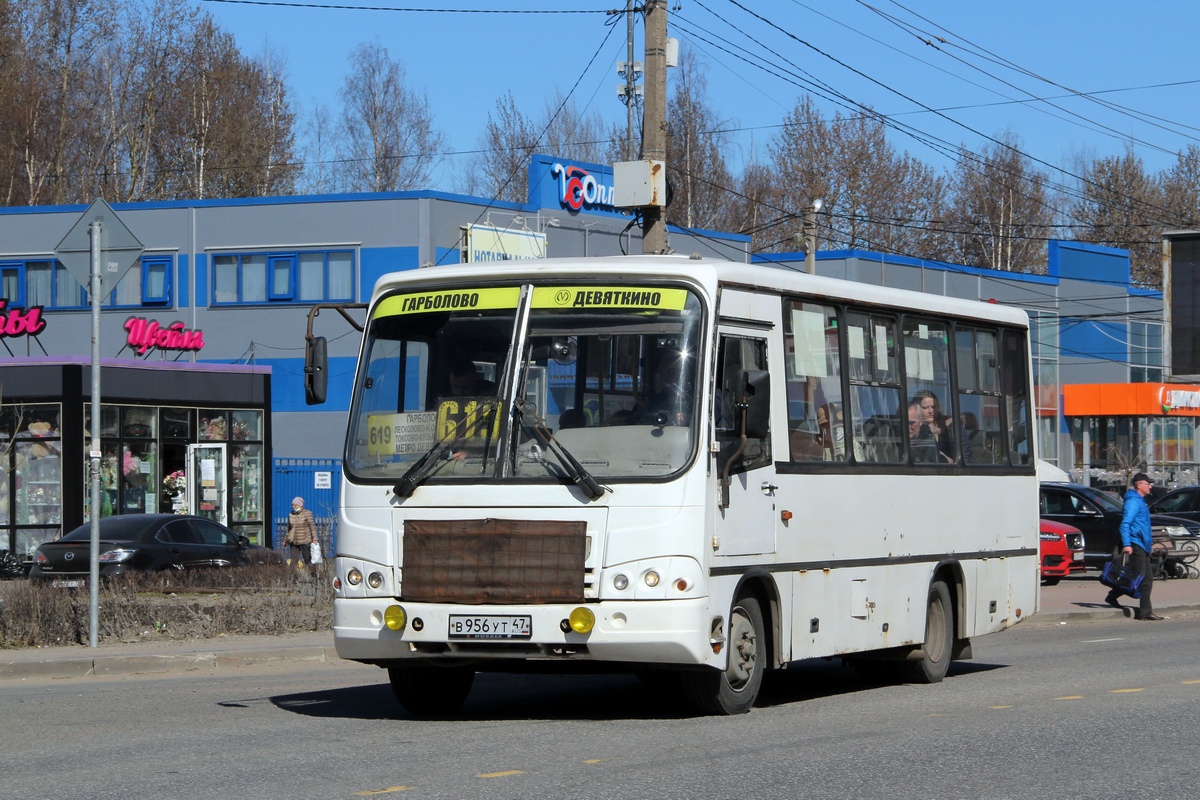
[
  {"xmin": 741, "ymin": 369, "xmax": 770, "ymax": 439},
  {"xmin": 305, "ymin": 336, "xmax": 328, "ymax": 405}
]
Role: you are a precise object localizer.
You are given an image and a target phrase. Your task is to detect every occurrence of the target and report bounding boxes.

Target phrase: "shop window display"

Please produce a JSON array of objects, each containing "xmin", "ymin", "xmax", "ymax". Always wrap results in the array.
[
  {"xmin": 199, "ymin": 411, "xmax": 228, "ymax": 441},
  {"xmin": 4, "ymin": 405, "xmax": 62, "ymax": 558}
]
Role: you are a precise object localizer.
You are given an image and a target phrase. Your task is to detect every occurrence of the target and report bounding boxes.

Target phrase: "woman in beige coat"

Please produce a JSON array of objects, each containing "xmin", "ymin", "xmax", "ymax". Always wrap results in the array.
[{"xmin": 285, "ymin": 496, "xmax": 318, "ymax": 568}]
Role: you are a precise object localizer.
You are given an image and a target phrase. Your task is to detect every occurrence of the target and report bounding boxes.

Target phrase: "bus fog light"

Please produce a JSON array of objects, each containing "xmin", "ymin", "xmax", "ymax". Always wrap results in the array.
[
  {"xmin": 568, "ymin": 607, "xmax": 595, "ymax": 633},
  {"xmin": 644, "ymin": 570, "xmax": 660, "ymax": 588},
  {"xmin": 613, "ymin": 573, "xmax": 629, "ymax": 590},
  {"xmin": 367, "ymin": 571, "xmax": 384, "ymax": 589},
  {"xmin": 384, "ymin": 605, "xmax": 407, "ymax": 631},
  {"xmin": 347, "ymin": 568, "xmax": 363, "ymax": 586}
]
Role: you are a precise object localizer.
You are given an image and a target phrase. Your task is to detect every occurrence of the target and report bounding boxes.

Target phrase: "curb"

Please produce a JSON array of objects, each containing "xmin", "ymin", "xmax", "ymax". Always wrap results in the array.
[{"xmin": 0, "ymin": 645, "xmax": 335, "ymax": 682}]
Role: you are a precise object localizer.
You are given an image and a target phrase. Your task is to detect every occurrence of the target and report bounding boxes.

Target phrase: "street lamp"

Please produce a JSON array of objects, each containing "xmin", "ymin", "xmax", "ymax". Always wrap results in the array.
[{"xmin": 804, "ymin": 198, "xmax": 823, "ymax": 275}]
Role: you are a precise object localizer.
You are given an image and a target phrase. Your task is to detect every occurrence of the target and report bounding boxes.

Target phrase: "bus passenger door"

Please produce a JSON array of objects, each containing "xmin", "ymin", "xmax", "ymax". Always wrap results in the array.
[{"xmin": 713, "ymin": 332, "xmax": 776, "ymax": 556}]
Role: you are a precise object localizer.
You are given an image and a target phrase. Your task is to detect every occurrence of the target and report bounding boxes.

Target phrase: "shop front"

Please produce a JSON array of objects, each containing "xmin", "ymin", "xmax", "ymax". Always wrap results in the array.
[
  {"xmin": 1064, "ymin": 383, "xmax": 1200, "ymax": 488},
  {"xmin": 0, "ymin": 359, "xmax": 271, "ymax": 565}
]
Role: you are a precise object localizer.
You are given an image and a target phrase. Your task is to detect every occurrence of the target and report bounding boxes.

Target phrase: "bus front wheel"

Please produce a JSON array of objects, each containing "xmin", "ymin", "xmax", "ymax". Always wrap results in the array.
[
  {"xmin": 387, "ymin": 662, "xmax": 475, "ymax": 716},
  {"xmin": 681, "ymin": 595, "xmax": 764, "ymax": 715},
  {"xmin": 904, "ymin": 579, "xmax": 953, "ymax": 684}
]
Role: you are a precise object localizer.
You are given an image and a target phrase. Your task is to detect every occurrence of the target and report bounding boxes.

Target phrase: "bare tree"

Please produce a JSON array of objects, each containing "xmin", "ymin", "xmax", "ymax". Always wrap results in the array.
[
  {"xmin": 460, "ymin": 90, "xmax": 614, "ymax": 203},
  {"xmin": 296, "ymin": 102, "xmax": 336, "ymax": 195},
  {"xmin": 945, "ymin": 132, "xmax": 1056, "ymax": 273},
  {"xmin": 1065, "ymin": 143, "xmax": 1165, "ymax": 286},
  {"xmin": 665, "ymin": 49, "xmax": 733, "ymax": 232},
  {"xmin": 762, "ymin": 97, "xmax": 941, "ymax": 256},
  {"xmin": 2, "ymin": 0, "xmax": 116, "ymax": 205},
  {"xmin": 1161, "ymin": 144, "xmax": 1200, "ymax": 232},
  {"xmin": 460, "ymin": 91, "xmax": 539, "ymax": 202},
  {"xmin": 337, "ymin": 42, "xmax": 443, "ymax": 193}
]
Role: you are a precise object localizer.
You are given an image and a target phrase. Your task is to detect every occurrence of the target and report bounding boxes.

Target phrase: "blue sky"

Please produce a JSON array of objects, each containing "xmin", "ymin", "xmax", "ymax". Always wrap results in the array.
[{"xmin": 198, "ymin": 0, "xmax": 1200, "ymax": 192}]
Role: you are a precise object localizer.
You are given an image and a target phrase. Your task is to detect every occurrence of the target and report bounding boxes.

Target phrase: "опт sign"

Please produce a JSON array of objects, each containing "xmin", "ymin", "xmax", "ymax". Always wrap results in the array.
[
  {"xmin": 551, "ymin": 163, "xmax": 615, "ymax": 212},
  {"xmin": 124, "ymin": 317, "xmax": 205, "ymax": 355},
  {"xmin": 0, "ymin": 300, "xmax": 47, "ymax": 338}
]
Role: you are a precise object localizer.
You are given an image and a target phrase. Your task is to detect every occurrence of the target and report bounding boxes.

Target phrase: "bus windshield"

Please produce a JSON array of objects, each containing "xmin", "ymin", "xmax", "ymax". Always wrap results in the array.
[{"xmin": 346, "ymin": 283, "xmax": 705, "ymax": 485}]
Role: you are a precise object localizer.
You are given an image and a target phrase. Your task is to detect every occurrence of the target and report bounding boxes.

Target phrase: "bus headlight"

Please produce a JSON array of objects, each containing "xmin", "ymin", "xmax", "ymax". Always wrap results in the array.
[
  {"xmin": 613, "ymin": 573, "xmax": 629, "ymax": 590},
  {"xmin": 367, "ymin": 571, "xmax": 384, "ymax": 589},
  {"xmin": 347, "ymin": 568, "xmax": 363, "ymax": 586},
  {"xmin": 568, "ymin": 607, "xmax": 595, "ymax": 634},
  {"xmin": 643, "ymin": 570, "xmax": 660, "ymax": 588},
  {"xmin": 384, "ymin": 605, "xmax": 407, "ymax": 631}
]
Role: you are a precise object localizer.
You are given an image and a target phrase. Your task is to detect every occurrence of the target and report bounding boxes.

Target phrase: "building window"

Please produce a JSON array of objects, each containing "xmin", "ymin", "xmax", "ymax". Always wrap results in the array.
[
  {"xmin": 1129, "ymin": 320, "xmax": 1163, "ymax": 382},
  {"xmin": 1, "ymin": 256, "xmax": 172, "ymax": 309},
  {"xmin": 211, "ymin": 249, "xmax": 355, "ymax": 306}
]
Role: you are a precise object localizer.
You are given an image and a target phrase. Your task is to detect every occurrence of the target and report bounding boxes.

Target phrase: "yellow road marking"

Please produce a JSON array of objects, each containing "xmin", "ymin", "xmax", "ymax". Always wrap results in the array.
[
  {"xmin": 1054, "ymin": 696, "xmax": 1084, "ymax": 700},
  {"xmin": 583, "ymin": 759, "xmax": 613, "ymax": 764},
  {"xmin": 477, "ymin": 770, "xmax": 525, "ymax": 779},
  {"xmin": 354, "ymin": 787, "xmax": 411, "ymax": 796},
  {"xmin": 990, "ymin": 705, "xmax": 1012, "ymax": 709},
  {"xmin": 1111, "ymin": 688, "xmax": 1144, "ymax": 693},
  {"xmin": 1183, "ymin": 679, "xmax": 1200, "ymax": 685}
]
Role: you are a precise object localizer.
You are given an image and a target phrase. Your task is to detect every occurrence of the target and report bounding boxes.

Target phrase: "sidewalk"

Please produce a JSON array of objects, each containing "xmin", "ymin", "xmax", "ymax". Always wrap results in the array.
[{"xmin": 2, "ymin": 576, "xmax": 1198, "ymax": 682}]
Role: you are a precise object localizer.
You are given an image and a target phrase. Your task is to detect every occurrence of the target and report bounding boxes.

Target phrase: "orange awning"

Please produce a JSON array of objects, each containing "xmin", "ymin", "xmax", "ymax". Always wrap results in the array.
[{"xmin": 1063, "ymin": 383, "xmax": 1200, "ymax": 417}]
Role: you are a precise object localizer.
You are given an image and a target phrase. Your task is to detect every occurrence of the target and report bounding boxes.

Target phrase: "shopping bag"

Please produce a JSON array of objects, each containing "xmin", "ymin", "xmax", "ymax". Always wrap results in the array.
[
  {"xmin": 1099, "ymin": 554, "xmax": 1143, "ymax": 599},
  {"xmin": 310, "ymin": 541, "xmax": 323, "ymax": 565}
]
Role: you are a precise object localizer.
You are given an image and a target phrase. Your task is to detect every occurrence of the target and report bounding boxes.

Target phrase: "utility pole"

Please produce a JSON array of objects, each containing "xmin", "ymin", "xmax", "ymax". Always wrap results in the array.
[
  {"xmin": 642, "ymin": 0, "xmax": 668, "ymax": 254},
  {"xmin": 623, "ymin": 1, "xmax": 638, "ymax": 160}
]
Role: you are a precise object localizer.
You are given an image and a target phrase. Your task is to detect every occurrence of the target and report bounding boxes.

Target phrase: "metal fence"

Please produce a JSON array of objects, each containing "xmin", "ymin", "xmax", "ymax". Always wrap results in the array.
[{"xmin": 272, "ymin": 458, "xmax": 341, "ymax": 553}]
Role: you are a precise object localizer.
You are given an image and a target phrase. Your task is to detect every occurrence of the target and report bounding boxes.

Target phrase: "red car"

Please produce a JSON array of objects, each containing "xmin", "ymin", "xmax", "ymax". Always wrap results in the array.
[{"xmin": 1040, "ymin": 518, "xmax": 1086, "ymax": 584}]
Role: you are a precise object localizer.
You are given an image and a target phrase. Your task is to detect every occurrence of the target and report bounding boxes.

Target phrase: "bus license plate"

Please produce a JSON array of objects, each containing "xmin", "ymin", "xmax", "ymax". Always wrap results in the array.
[{"xmin": 448, "ymin": 615, "xmax": 532, "ymax": 640}]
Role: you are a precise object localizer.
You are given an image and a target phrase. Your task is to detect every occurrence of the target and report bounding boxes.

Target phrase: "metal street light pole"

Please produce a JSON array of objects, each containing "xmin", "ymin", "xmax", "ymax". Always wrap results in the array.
[{"xmin": 88, "ymin": 221, "xmax": 101, "ymax": 648}]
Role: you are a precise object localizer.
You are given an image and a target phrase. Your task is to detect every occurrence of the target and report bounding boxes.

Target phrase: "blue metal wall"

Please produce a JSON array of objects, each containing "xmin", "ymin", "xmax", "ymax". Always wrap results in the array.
[{"xmin": 272, "ymin": 458, "xmax": 341, "ymax": 555}]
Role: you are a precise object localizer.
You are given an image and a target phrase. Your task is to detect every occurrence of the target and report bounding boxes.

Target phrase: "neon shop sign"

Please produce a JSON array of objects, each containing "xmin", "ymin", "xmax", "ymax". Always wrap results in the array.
[
  {"xmin": 551, "ymin": 163, "xmax": 615, "ymax": 211},
  {"xmin": 0, "ymin": 300, "xmax": 47, "ymax": 338},
  {"xmin": 124, "ymin": 317, "xmax": 205, "ymax": 355}
]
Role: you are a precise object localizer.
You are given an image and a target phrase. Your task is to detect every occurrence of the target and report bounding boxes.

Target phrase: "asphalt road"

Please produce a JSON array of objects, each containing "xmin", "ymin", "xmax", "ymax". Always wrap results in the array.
[{"xmin": 4, "ymin": 613, "xmax": 1198, "ymax": 800}]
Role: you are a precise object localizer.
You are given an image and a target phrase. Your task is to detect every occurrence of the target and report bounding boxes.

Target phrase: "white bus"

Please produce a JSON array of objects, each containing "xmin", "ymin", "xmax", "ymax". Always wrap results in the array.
[{"xmin": 307, "ymin": 255, "xmax": 1039, "ymax": 715}]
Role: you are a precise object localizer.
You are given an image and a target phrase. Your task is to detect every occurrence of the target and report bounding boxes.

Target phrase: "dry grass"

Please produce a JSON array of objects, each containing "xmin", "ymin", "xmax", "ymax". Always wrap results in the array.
[{"xmin": 0, "ymin": 562, "xmax": 334, "ymax": 649}]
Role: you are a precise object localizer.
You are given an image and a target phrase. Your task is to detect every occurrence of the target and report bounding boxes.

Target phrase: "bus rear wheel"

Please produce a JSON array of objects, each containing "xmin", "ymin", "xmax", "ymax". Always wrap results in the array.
[
  {"xmin": 904, "ymin": 579, "xmax": 953, "ymax": 684},
  {"xmin": 681, "ymin": 596, "xmax": 764, "ymax": 715},
  {"xmin": 387, "ymin": 662, "xmax": 475, "ymax": 716}
]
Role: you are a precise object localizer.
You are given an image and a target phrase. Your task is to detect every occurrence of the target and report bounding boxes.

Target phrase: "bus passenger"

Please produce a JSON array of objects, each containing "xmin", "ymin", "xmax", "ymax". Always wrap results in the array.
[
  {"xmin": 913, "ymin": 390, "xmax": 955, "ymax": 463},
  {"xmin": 448, "ymin": 357, "xmax": 496, "ymax": 397},
  {"xmin": 908, "ymin": 402, "xmax": 939, "ymax": 463}
]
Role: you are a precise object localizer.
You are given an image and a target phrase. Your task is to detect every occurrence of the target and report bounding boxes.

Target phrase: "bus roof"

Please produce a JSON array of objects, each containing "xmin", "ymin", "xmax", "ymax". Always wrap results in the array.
[{"xmin": 373, "ymin": 255, "xmax": 1030, "ymax": 328}]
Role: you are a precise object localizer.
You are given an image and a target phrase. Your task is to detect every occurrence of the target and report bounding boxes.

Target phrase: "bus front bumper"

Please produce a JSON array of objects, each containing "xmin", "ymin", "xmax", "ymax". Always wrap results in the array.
[{"xmin": 333, "ymin": 596, "xmax": 715, "ymax": 667}]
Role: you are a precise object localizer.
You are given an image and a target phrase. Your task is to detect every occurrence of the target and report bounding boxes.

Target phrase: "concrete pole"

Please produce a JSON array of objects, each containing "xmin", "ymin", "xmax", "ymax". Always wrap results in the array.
[
  {"xmin": 626, "ymin": 0, "xmax": 636, "ymax": 161},
  {"xmin": 641, "ymin": 0, "xmax": 667, "ymax": 254}
]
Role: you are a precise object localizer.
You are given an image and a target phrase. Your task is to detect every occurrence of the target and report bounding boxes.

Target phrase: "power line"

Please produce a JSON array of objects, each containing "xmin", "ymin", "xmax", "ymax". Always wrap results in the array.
[{"xmin": 200, "ymin": 0, "xmax": 608, "ymax": 12}]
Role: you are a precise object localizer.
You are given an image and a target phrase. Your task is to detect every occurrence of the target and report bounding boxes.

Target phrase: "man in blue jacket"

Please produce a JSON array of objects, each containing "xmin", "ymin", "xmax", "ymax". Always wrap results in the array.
[{"xmin": 1104, "ymin": 472, "xmax": 1164, "ymax": 620}]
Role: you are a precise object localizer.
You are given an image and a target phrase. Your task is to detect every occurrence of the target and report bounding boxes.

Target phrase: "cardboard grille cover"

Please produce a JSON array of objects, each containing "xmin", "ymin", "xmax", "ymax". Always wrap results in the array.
[{"xmin": 403, "ymin": 519, "xmax": 586, "ymax": 604}]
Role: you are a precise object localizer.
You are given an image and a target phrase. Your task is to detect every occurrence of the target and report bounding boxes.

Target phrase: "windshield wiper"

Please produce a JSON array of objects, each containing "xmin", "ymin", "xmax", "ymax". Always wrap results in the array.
[
  {"xmin": 392, "ymin": 399, "xmax": 500, "ymax": 498},
  {"xmin": 513, "ymin": 398, "xmax": 606, "ymax": 500}
]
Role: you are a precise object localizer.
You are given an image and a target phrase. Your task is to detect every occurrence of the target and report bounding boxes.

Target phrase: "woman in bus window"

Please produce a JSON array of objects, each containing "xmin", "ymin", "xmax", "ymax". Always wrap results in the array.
[{"xmin": 913, "ymin": 390, "xmax": 955, "ymax": 463}]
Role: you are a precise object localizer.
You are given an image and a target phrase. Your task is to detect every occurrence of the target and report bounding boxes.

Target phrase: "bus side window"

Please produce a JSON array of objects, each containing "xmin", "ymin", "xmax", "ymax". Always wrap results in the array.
[
  {"xmin": 785, "ymin": 300, "xmax": 844, "ymax": 463},
  {"xmin": 715, "ymin": 335, "xmax": 771, "ymax": 474}
]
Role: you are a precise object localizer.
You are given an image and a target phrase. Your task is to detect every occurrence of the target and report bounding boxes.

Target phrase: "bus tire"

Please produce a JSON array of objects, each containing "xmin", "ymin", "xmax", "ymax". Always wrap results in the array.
[
  {"xmin": 681, "ymin": 595, "xmax": 764, "ymax": 715},
  {"xmin": 904, "ymin": 579, "xmax": 953, "ymax": 684},
  {"xmin": 387, "ymin": 663, "xmax": 475, "ymax": 716}
]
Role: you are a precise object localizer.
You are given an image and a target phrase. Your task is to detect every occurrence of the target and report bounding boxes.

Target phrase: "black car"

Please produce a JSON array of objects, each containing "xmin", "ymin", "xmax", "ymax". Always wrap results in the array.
[
  {"xmin": 1039, "ymin": 482, "xmax": 1199, "ymax": 568},
  {"xmin": 30, "ymin": 514, "xmax": 279, "ymax": 585},
  {"xmin": 1148, "ymin": 486, "xmax": 1200, "ymax": 524}
]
